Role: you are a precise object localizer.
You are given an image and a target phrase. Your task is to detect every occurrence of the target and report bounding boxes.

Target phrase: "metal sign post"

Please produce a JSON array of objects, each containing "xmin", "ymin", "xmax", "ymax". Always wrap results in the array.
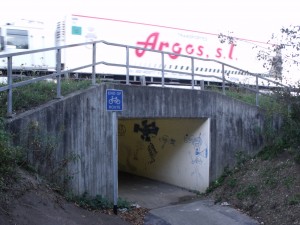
[{"xmin": 106, "ymin": 89, "xmax": 123, "ymax": 215}]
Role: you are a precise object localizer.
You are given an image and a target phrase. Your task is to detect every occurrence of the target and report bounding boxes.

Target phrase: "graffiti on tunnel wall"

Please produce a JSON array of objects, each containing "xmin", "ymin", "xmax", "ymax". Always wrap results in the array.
[
  {"xmin": 184, "ymin": 132, "xmax": 209, "ymax": 188},
  {"xmin": 133, "ymin": 120, "xmax": 159, "ymax": 142},
  {"xmin": 118, "ymin": 118, "xmax": 210, "ymax": 192},
  {"xmin": 134, "ymin": 120, "xmax": 159, "ymax": 164},
  {"xmin": 132, "ymin": 120, "xmax": 177, "ymax": 164},
  {"xmin": 159, "ymin": 135, "xmax": 176, "ymax": 149},
  {"xmin": 184, "ymin": 133, "xmax": 208, "ymax": 165}
]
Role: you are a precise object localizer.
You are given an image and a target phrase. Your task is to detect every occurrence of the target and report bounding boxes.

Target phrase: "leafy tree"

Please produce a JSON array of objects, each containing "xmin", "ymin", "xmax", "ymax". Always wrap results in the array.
[
  {"xmin": 258, "ymin": 25, "xmax": 300, "ymax": 83},
  {"xmin": 219, "ymin": 26, "xmax": 300, "ymax": 163}
]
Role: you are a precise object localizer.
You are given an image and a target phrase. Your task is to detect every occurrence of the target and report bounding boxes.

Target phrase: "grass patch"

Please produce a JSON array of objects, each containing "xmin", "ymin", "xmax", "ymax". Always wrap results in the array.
[
  {"xmin": 288, "ymin": 194, "xmax": 300, "ymax": 205},
  {"xmin": 225, "ymin": 88, "xmax": 257, "ymax": 105},
  {"xmin": 257, "ymin": 145, "xmax": 285, "ymax": 160},
  {"xmin": 236, "ymin": 184, "xmax": 259, "ymax": 200},
  {"xmin": 284, "ymin": 176, "xmax": 295, "ymax": 189},
  {"xmin": 206, "ymin": 166, "xmax": 232, "ymax": 193},
  {"xmin": 0, "ymin": 79, "xmax": 91, "ymax": 117},
  {"xmin": 227, "ymin": 178, "xmax": 238, "ymax": 188},
  {"xmin": 66, "ymin": 192, "xmax": 132, "ymax": 210},
  {"xmin": 211, "ymin": 86, "xmax": 282, "ymax": 108}
]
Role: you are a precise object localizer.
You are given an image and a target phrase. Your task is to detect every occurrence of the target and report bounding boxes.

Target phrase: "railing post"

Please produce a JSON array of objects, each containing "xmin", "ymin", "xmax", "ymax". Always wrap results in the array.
[
  {"xmin": 288, "ymin": 87, "xmax": 291, "ymax": 115},
  {"xmin": 255, "ymin": 74, "xmax": 259, "ymax": 106},
  {"xmin": 92, "ymin": 42, "xmax": 96, "ymax": 85},
  {"xmin": 126, "ymin": 46, "xmax": 130, "ymax": 85},
  {"xmin": 6, "ymin": 56, "xmax": 13, "ymax": 118},
  {"xmin": 56, "ymin": 48, "xmax": 62, "ymax": 99},
  {"xmin": 200, "ymin": 80, "xmax": 204, "ymax": 90},
  {"xmin": 191, "ymin": 58, "xmax": 195, "ymax": 90},
  {"xmin": 222, "ymin": 64, "xmax": 225, "ymax": 95},
  {"xmin": 161, "ymin": 52, "xmax": 165, "ymax": 87}
]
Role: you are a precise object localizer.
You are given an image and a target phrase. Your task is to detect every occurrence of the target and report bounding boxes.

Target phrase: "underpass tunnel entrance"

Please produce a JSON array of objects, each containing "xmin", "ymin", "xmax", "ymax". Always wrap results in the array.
[{"xmin": 118, "ymin": 118, "xmax": 211, "ymax": 192}]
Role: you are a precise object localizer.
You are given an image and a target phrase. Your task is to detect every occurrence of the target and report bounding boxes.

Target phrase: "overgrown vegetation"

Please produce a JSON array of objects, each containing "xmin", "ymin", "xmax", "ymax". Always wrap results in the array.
[
  {"xmin": 66, "ymin": 192, "xmax": 132, "ymax": 210},
  {"xmin": 0, "ymin": 78, "xmax": 91, "ymax": 117},
  {"xmin": 0, "ymin": 118, "xmax": 130, "ymax": 211},
  {"xmin": 219, "ymin": 83, "xmax": 300, "ymax": 164},
  {"xmin": 0, "ymin": 76, "xmax": 137, "ymax": 211},
  {"xmin": 203, "ymin": 85, "xmax": 300, "ymax": 224},
  {"xmin": 257, "ymin": 86, "xmax": 300, "ymax": 163},
  {"xmin": 203, "ymin": 148, "xmax": 300, "ymax": 225},
  {"xmin": 0, "ymin": 78, "xmax": 93, "ymax": 201},
  {"xmin": 18, "ymin": 120, "xmax": 81, "ymax": 189},
  {"xmin": 0, "ymin": 118, "xmax": 21, "ymax": 190}
]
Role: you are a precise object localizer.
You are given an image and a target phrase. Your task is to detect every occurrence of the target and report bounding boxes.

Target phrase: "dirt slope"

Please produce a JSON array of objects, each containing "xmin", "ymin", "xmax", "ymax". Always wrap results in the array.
[
  {"xmin": 1, "ymin": 151, "xmax": 299, "ymax": 225},
  {"xmin": 0, "ymin": 169, "xmax": 133, "ymax": 225},
  {"xmin": 201, "ymin": 151, "xmax": 300, "ymax": 225}
]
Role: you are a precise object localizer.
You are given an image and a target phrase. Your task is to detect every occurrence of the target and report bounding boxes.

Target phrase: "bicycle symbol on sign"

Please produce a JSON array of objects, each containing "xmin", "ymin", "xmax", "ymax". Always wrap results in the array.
[{"xmin": 109, "ymin": 96, "xmax": 121, "ymax": 104}]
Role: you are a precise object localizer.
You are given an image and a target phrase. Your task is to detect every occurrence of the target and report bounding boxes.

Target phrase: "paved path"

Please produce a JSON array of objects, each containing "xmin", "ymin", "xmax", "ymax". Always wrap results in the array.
[
  {"xmin": 119, "ymin": 172, "xmax": 259, "ymax": 225},
  {"xmin": 144, "ymin": 200, "xmax": 259, "ymax": 225},
  {"xmin": 119, "ymin": 172, "xmax": 197, "ymax": 209}
]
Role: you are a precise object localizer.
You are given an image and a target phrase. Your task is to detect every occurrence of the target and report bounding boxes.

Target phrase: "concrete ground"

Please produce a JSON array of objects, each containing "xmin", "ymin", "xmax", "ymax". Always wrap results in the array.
[
  {"xmin": 118, "ymin": 172, "xmax": 259, "ymax": 225},
  {"xmin": 118, "ymin": 172, "xmax": 197, "ymax": 209}
]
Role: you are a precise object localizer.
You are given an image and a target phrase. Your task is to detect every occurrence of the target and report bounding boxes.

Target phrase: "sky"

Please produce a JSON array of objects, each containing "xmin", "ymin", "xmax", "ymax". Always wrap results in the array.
[{"xmin": 1, "ymin": 0, "xmax": 299, "ymax": 42}]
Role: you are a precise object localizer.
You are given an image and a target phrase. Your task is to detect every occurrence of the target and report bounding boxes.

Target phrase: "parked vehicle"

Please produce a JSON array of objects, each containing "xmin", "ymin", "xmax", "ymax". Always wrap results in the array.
[
  {"xmin": 55, "ymin": 14, "xmax": 280, "ymax": 85},
  {"xmin": 1, "ymin": 15, "xmax": 280, "ymax": 86}
]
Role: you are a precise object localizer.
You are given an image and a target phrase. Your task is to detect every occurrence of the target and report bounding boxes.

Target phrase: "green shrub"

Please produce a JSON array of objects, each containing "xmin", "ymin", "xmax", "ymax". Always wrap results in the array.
[
  {"xmin": 236, "ymin": 185, "xmax": 259, "ymax": 200},
  {"xmin": 227, "ymin": 178, "xmax": 238, "ymax": 188},
  {"xmin": 206, "ymin": 166, "xmax": 232, "ymax": 193},
  {"xmin": 66, "ymin": 192, "xmax": 131, "ymax": 210},
  {"xmin": 288, "ymin": 194, "xmax": 300, "ymax": 205},
  {"xmin": 0, "ymin": 118, "xmax": 20, "ymax": 186},
  {"xmin": 257, "ymin": 90, "xmax": 300, "ymax": 163}
]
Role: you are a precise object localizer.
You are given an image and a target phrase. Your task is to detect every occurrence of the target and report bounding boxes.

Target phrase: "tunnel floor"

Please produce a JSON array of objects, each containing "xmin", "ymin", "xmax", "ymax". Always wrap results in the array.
[{"xmin": 118, "ymin": 172, "xmax": 198, "ymax": 209}]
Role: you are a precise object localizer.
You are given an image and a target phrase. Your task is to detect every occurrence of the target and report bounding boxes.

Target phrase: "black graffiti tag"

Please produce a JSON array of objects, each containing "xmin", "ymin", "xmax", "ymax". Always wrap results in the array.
[
  {"xmin": 133, "ymin": 120, "xmax": 159, "ymax": 142},
  {"xmin": 147, "ymin": 142, "xmax": 158, "ymax": 164}
]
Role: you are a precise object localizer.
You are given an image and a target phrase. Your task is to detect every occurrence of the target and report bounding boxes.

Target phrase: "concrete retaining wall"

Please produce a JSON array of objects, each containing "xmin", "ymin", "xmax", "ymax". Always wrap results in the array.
[{"xmin": 7, "ymin": 83, "xmax": 273, "ymax": 200}]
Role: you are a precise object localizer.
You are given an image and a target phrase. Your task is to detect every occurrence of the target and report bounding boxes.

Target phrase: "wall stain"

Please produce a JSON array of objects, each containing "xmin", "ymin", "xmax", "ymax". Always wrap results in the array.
[{"xmin": 118, "ymin": 124, "xmax": 126, "ymax": 136}]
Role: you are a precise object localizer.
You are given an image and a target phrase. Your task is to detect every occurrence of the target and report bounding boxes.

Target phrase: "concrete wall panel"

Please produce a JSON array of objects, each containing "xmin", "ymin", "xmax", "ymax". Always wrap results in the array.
[{"xmin": 6, "ymin": 83, "xmax": 272, "ymax": 200}]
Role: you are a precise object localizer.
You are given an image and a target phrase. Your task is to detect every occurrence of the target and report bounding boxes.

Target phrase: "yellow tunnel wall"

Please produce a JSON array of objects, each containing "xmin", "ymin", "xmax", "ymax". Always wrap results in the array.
[{"xmin": 118, "ymin": 118, "xmax": 210, "ymax": 192}]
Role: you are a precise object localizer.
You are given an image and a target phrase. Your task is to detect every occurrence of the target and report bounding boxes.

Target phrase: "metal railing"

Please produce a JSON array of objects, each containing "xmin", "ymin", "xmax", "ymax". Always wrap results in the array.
[{"xmin": 0, "ymin": 40, "xmax": 291, "ymax": 117}]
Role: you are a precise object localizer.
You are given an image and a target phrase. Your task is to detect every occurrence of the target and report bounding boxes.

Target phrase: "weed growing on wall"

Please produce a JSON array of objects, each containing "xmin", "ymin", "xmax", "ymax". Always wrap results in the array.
[
  {"xmin": 0, "ymin": 118, "xmax": 22, "ymax": 190},
  {"xmin": 18, "ymin": 120, "xmax": 80, "ymax": 190},
  {"xmin": 206, "ymin": 166, "xmax": 233, "ymax": 193},
  {"xmin": 235, "ymin": 151, "xmax": 251, "ymax": 168}
]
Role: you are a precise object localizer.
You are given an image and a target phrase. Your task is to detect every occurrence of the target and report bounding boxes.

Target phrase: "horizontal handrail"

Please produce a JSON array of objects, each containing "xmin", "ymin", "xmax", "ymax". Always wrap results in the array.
[{"xmin": 0, "ymin": 39, "xmax": 291, "ymax": 117}]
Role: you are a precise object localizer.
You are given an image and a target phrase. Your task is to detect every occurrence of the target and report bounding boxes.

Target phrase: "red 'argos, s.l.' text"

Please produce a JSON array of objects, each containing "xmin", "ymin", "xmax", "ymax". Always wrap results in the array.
[{"xmin": 135, "ymin": 32, "xmax": 236, "ymax": 60}]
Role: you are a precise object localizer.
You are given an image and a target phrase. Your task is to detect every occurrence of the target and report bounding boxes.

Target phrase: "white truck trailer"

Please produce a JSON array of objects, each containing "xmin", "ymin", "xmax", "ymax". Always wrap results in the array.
[
  {"xmin": 0, "ymin": 19, "xmax": 55, "ymax": 75},
  {"xmin": 55, "ymin": 14, "xmax": 277, "ymax": 85},
  {"xmin": 1, "ymin": 15, "xmax": 279, "ymax": 86}
]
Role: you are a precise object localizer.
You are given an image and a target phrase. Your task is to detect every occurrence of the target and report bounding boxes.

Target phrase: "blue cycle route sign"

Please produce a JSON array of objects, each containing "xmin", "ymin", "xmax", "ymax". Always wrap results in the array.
[{"xmin": 106, "ymin": 89, "xmax": 123, "ymax": 111}]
